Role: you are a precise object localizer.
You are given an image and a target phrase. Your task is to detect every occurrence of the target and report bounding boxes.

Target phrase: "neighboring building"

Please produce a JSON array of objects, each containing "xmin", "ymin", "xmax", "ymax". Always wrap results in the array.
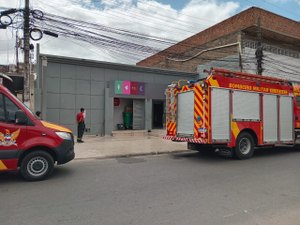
[
  {"xmin": 0, "ymin": 63, "xmax": 28, "ymax": 74},
  {"xmin": 0, "ymin": 63, "xmax": 36, "ymax": 96},
  {"xmin": 0, "ymin": 64, "xmax": 25, "ymax": 97},
  {"xmin": 35, "ymin": 54, "xmax": 196, "ymax": 135},
  {"xmin": 137, "ymin": 7, "xmax": 300, "ymax": 81}
]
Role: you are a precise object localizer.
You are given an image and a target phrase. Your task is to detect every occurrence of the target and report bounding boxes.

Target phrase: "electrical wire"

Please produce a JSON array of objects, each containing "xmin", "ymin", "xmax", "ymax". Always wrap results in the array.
[
  {"xmin": 244, "ymin": 0, "xmax": 300, "ymax": 19},
  {"xmin": 27, "ymin": 1, "xmax": 275, "ymax": 64},
  {"xmin": 28, "ymin": 11, "xmax": 245, "ymax": 63},
  {"xmin": 88, "ymin": 0, "xmax": 234, "ymax": 26},
  {"xmin": 2, "ymin": 2, "xmax": 296, "ymax": 70},
  {"xmin": 33, "ymin": 0, "xmax": 199, "ymax": 38}
]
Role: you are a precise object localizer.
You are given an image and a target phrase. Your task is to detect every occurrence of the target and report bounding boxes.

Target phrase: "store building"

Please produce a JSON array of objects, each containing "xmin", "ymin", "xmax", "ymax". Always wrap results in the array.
[
  {"xmin": 35, "ymin": 54, "xmax": 196, "ymax": 136},
  {"xmin": 137, "ymin": 7, "xmax": 300, "ymax": 81}
]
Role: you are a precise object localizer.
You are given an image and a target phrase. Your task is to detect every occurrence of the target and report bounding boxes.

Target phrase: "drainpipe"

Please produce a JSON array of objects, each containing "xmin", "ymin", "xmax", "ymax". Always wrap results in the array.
[{"xmin": 166, "ymin": 42, "xmax": 241, "ymax": 62}]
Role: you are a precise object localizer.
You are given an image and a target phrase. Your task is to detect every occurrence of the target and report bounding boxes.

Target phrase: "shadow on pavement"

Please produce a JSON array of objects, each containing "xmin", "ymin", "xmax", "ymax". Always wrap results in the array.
[
  {"xmin": 253, "ymin": 146, "xmax": 300, "ymax": 158},
  {"xmin": 0, "ymin": 166, "xmax": 75, "ymax": 184},
  {"xmin": 0, "ymin": 171, "xmax": 22, "ymax": 183},
  {"xmin": 170, "ymin": 150, "xmax": 233, "ymax": 162},
  {"xmin": 50, "ymin": 166, "xmax": 76, "ymax": 181},
  {"xmin": 170, "ymin": 146, "xmax": 300, "ymax": 161}
]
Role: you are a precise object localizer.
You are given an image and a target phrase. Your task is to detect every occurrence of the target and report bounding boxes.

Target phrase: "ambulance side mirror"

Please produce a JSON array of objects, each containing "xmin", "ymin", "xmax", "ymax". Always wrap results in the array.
[{"xmin": 15, "ymin": 110, "xmax": 28, "ymax": 125}]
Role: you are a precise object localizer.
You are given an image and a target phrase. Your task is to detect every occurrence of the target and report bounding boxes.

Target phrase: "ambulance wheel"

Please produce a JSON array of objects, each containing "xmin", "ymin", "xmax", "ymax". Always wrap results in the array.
[
  {"xmin": 234, "ymin": 132, "xmax": 255, "ymax": 159},
  {"xmin": 20, "ymin": 151, "xmax": 54, "ymax": 181}
]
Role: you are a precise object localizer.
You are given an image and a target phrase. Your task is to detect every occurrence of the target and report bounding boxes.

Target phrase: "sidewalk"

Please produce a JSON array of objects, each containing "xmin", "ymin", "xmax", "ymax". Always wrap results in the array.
[{"xmin": 74, "ymin": 134, "xmax": 188, "ymax": 160}]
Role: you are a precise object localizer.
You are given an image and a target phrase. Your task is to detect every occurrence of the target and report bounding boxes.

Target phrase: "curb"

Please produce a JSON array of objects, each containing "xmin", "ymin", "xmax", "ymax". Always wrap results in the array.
[{"xmin": 74, "ymin": 149, "xmax": 188, "ymax": 161}]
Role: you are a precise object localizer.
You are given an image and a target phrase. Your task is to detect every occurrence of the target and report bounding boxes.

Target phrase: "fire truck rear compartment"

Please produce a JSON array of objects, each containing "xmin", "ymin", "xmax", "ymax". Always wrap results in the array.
[
  {"xmin": 176, "ymin": 86, "xmax": 294, "ymax": 145},
  {"xmin": 166, "ymin": 69, "xmax": 299, "ymax": 159}
]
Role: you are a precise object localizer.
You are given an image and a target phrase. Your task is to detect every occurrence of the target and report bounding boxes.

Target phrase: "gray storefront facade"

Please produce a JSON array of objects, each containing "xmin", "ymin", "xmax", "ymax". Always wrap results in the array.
[{"xmin": 35, "ymin": 54, "xmax": 196, "ymax": 136}]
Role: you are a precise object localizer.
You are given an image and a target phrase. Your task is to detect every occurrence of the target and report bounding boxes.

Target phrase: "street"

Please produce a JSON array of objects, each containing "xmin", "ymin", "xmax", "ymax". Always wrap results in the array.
[{"xmin": 1, "ymin": 148, "xmax": 300, "ymax": 225}]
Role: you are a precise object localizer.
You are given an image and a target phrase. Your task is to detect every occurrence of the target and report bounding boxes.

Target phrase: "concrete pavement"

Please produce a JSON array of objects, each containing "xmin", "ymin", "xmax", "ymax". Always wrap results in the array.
[{"xmin": 74, "ymin": 130, "xmax": 188, "ymax": 159}]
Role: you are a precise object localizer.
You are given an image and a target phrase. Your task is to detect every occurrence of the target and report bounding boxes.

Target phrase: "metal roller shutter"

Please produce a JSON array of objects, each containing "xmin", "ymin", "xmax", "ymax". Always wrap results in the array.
[
  {"xmin": 279, "ymin": 96, "xmax": 293, "ymax": 142},
  {"xmin": 177, "ymin": 91, "xmax": 194, "ymax": 135},
  {"xmin": 263, "ymin": 94, "xmax": 278, "ymax": 142},
  {"xmin": 233, "ymin": 91, "xmax": 260, "ymax": 121},
  {"xmin": 211, "ymin": 88, "xmax": 230, "ymax": 141},
  {"xmin": 133, "ymin": 99, "xmax": 145, "ymax": 130}
]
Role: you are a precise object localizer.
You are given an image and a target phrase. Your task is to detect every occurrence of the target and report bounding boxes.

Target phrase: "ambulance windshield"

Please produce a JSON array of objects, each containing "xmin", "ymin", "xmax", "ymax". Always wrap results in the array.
[{"xmin": 9, "ymin": 93, "xmax": 35, "ymax": 117}]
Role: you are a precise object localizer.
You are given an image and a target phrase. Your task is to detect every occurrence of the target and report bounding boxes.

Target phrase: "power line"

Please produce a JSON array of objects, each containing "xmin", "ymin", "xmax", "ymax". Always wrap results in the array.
[
  {"xmin": 33, "ymin": 0, "xmax": 198, "ymax": 38},
  {"xmin": 255, "ymin": 17, "xmax": 263, "ymax": 75},
  {"xmin": 3, "ymin": 2, "xmax": 292, "ymax": 72},
  {"xmin": 30, "ymin": 11, "xmax": 245, "ymax": 60},
  {"xmin": 90, "ymin": 0, "xmax": 234, "ymax": 26},
  {"xmin": 244, "ymin": 0, "xmax": 300, "ymax": 20},
  {"xmin": 27, "ymin": 0, "xmax": 298, "ymax": 65}
]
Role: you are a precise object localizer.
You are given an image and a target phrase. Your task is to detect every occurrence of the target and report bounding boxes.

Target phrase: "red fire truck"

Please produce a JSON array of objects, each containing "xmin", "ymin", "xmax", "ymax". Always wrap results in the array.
[
  {"xmin": 0, "ymin": 82, "xmax": 75, "ymax": 181},
  {"xmin": 165, "ymin": 68, "xmax": 300, "ymax": 159}
]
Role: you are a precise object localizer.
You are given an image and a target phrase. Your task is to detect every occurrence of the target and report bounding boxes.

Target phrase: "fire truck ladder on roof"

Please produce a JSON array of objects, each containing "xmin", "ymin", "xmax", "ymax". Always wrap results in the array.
[{"xmin": 212, "ymin": 68, "xmax": 291, "ymax": 85}]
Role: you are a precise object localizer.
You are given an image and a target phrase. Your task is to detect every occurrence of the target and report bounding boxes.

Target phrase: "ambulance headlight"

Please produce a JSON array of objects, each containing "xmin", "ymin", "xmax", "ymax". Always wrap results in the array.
[{"xmin": 56, "ymin": 132, "xmax": 72, "ymax": 140}]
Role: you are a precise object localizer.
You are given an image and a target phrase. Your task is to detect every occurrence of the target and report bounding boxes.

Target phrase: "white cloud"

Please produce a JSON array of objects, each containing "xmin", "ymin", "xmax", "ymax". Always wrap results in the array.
[
  {"xmin": 180, "ymin": 0, "xmax": 239, "ymax": 28},
  {"xmin": 0, "ymin": 0, "xmax": 239, "ymax": 65}
]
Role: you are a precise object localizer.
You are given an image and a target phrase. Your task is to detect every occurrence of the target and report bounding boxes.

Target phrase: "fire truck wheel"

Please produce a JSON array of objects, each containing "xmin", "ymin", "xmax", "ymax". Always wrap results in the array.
[
  {"xmin": 20, "ymin": 151, "xmax": 54, "ymax": 181},
  {"xmin": 234, "ymin": 132, "xmax": 255, "ymax": 159}
]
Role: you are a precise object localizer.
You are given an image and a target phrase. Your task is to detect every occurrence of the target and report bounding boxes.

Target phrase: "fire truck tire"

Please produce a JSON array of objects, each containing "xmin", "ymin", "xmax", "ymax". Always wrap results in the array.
[
  {"xmin": 20, "ymin": 151, "xmax": 54, "ymax": 181},
  {"xmin": 234, "ymin": 132, "xmax": 255, "ymax": 159}
]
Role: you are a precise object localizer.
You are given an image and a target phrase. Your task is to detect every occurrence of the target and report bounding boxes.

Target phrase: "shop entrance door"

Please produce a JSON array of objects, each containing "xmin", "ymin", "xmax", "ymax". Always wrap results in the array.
[
  {"xmin": 133, "ymin": 99, "xmax": 145, "ymax": 130},
  {"xmin": 153, "ymin": 101, "xmax": 164, "ymax": 128}
]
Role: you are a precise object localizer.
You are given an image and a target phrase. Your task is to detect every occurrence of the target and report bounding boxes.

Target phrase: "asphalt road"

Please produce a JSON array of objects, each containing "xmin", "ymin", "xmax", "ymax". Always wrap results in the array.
[{"xmin": 1, "ymin": 148, "xmax": 300, "ymax": 225}]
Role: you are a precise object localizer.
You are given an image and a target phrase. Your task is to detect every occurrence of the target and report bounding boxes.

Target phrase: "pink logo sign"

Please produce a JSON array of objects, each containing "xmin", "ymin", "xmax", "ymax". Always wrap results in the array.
[{"xmin": 122, "ymin": 81, "xmax": 131, "ymax": 95}]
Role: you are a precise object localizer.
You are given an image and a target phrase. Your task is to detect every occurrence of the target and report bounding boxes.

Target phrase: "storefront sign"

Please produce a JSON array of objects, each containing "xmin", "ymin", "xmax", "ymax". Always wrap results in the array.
[
  {"xmin": 114, "ymin": 80, "xmax": 145, "ymax": 95},
  {"xmin": 114, "ymin": 80, "xmax": 123, "ymax": 94},
  {"xmin": 122, "ymin": 81, "xmax": 131, "ymax": 95},
  {"xmin": 138, "ymin": 82, "xmax": 145, "ymax": 95},
  {"xmin": 131, "ymin": 82, "xmax": 138, "ymax": 95}
]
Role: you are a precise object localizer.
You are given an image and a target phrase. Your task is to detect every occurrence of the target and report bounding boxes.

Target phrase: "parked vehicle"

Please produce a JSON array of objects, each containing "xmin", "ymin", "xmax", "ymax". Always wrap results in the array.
[
  {"xmin": 165, "ymin": 68, "xmax": 300, "ymax": 159},
  {"xmin": 0, "ymin": 83, "xmax": 75, "ymax": 180}
]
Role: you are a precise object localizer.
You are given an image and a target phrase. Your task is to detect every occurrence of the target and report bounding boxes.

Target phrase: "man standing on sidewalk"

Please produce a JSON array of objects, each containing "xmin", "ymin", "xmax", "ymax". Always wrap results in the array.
[{"xmin": 76, "ymin": 107, "xmax": 85, "ymax": 143}]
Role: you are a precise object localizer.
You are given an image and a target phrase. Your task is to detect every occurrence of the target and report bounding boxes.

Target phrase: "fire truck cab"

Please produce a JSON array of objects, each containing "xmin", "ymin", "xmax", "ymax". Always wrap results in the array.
[
  {"xmin": 0, "ymin": 83, "xmax": 75, "ymax": 181},
  {"xmin": 165, "ymin": 68, "xmax": 300, "ymax": 159}
]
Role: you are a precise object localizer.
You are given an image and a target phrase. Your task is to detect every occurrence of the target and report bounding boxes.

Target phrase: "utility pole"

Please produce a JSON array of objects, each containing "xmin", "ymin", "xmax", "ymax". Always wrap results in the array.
[
  {"xmin": 23, "ymin": 0, "xmax": 30, "ymax": 106},
  {"xmin": 15, "ymin": 33, "xmax": 19, "ymax": 73},
  {"xmin": 255, "ymin": 17, "xmax": 263, "ymax": 75}
]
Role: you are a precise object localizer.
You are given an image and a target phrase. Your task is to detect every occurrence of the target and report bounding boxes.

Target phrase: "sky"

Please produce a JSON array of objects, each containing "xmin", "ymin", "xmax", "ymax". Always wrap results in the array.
[{"xmin": 0, "ymin": 0, "xmax": 299, "ymax": 66}]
